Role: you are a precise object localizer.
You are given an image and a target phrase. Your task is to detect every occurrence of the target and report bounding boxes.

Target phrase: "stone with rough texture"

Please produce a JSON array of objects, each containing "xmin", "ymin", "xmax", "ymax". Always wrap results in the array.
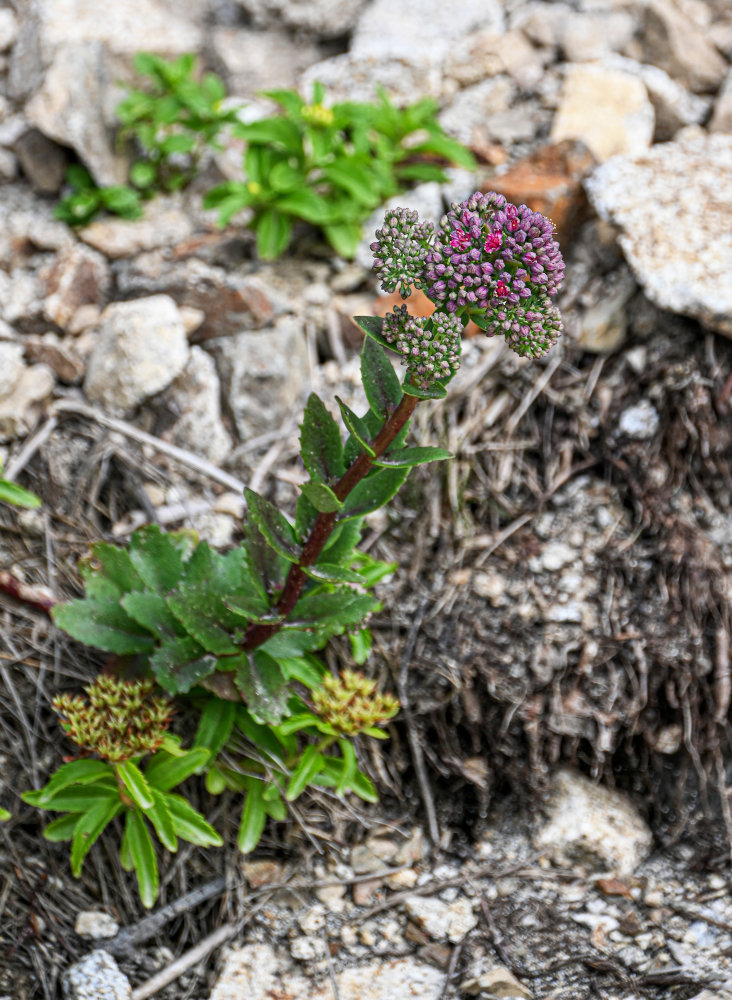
[
  {"xmin": 551, "ymin": 64, "xmax": 654, "ymax": 162},
  {"xmin": 211, "ymin": 943, "xmax": 444, "ymax": 1000},
  {"xmin": 212, "ymin": 27, "xmax": 323, "ymax": 97},
  {"xmin": 535, "ymin": 769, "xmax": 653, "ymax": 877},
  {"xmin": 209, "ymin": 318, "xmax": 307, "ymax": 439},
  {"xmin": 62, "ymin": 949, "xmax": 131, "ymax": 1000},
  {"xmin": 485, "ymin": 139, "xmax": 595, "ymax": 244},
  {"xmin": 0, "ymin": 363, "xmax": 55, "ymax": 442},
  {"xmin": 710, "ymin": 70, "xmax": 732, "ymax": 134},
  {"xmin": 84, "ymin": 295, "xmax": 189, "ymax": 415},
  {"xmin": 236, "ymin": 0, "xmax": 367, "ymax": 38},
  {"xmin": 584, "ymin": 134, "xmax": 732, "ymax": 337},
  {"xmin": 159, "ymin": 346, "xmax": 232, "ymax": 465},
  {"xmin": 74, "ymin": 911, "xmax": 120, "ymax": 940},
  {"xmin": 299, "ymin": 53, "xmax": 443, "ymax": 106},
  {"xmin": 444, "ymin": 28, "xmax": 547, "ymax": 90},
  {"xmin": 404, "ymin": 896, "xmax": 478, "ymax": 944},
  {"xmin": 13, "ymin": 128, "xmax": 67, "ymax": 193},
  {"xmin": 557, "ymin": 9, "xmax": 636, "ymax": 62},
  {"xmin": 0, "ymin": 343, "xmax": 25, "ymax": 399},
  {"xmin": 43, "ymin": 244, "xmax": 111, "ymax": 329},
  {"xmin": 24, "ymin": 333, "xmax": 85, "ymax": 384},
  {"xmin": 438, "ymin": 77, "xmax": 516, "ymax": 151},
  {"xmin": 351, "ymin": 0, "xmax": 504, "ymax": 65},
  {"xmin": 79, "ymin": 197, "xmax": 194, "ymax": 259},
  {"xmin": 573, "ymin": 267, "xmax": 637, "ymax": 353},
  {"xmin": 0, "ymin": 9, "xmax": 18, "ymax": 52},
  {"xmin": 618, "ymin": 400, "xmax": 660, "ymax": 440},
  {"xmin": 461, "ymin": 967, "xmax": 533, "ymax": 998},
  {"xmin": 637, "ymin": 0, "xmax": 727, "ymax": 94}
]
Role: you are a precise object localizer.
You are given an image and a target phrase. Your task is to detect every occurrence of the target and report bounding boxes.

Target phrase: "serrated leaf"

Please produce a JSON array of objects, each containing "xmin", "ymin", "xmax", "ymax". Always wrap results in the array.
[
  {"xmin": 165, "ymin": 793, "xmax": 223, "ymax": 847},
  {"xmin": 52, "ymin": 599, "xmax": 156, "ymax": 655},
  {"xmin": 244, "ymin": 515, "xmax": 289, "ymax": 599},
  {"xmin": 295, "ymin": 491, "xmax": 319, "ymax": 540},
  {"xmin": 192, "ymin": 698, "xmax": 237, "ymax": 763},
  {"xmin": 42, "ymin": 813, "xmax": 79, "ymax": 842},
  {"xmin": 238, "ymin": 779, "xmax": 267, "ymax": 854},
  {"xmin": 70, "ymin": 798, "xmax": 123, "ymax": 877},
  {"xmin": 299, "ymin": 393, "xmax": 345, "ymax": 483},
  {"xmin": 245, "ymin": 489, "xmax": 300, "ymax": 563},
  {"xmin": 145, "ymin": 748, "xmax": 211, "ymax": 792},
  {"xmin": 260, "ymin": 629, "xmax": 323, "ymax": 657},
  {"xmin": 373, "ymin": 446, "xmax": 453, "ymax": 468},
  {"xmin": 224, "ymin": 593, "xmax": 276, "ymax": 622},
  {"xmin": 361, "ymin": 337, "xmax": 403, "ymax": 421},
  {"xmin": 300, "ymin": 481, "xmax": 343, "ymax": 513},
  {"xmin": 286, "ymin": 745, "xmax": 325, "ymax": 801},
  {"xmin": 121, "ymin": 591, "xmax": 185, "ymax": 640},
  {"xmin": 292, "ymin": 588, "xmax": 379, "ymax": 628},
  {"xmin": 336, "ymin": 467, "xmax": 409, "ymax": 522},
  {"xmin": 233, "ymin": 650, "xmax": 289, "ymax": 725},
  {"xmin": 126, "ymin": 809, "xmax": 158, "ymax": 908},
  {"xmin": 32, "ymin": 759, "xmax": 112, "ymax": 804},
  {"xmin": 303, "ymin": 563, "xmax": 362, "ymax": 584},
  {"xmin": 147, "ymin": 787, "xmax": 178, "ymax": 852},
  {"xmin": 129, "ymin": 525, "xmax": 184, "ymax": 593},
  {"xmin": 84, "ymin": 541, "xmax": 146, "ymax": 592},
  {"xmin": 336, "ymin": 397, "xmax": 375, "ymax": 456},
  {"xmin": 117, "ymin": 761, "xmax": 154, "ymax": 810},
  {"xmin": 150, "ymin": 637, "xmax": 218, "ymax": 695},
  {"xmin": 166, "ymin": 585, "xmax": 241, "ymax": 655},
  {"xmin": 320, "ymin": 519, "xmax": 362, "ymax": 563}
]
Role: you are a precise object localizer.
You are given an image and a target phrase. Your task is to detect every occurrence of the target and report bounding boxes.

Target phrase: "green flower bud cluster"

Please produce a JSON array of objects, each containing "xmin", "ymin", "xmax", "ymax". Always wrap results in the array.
[
  {"xmin": 371, "ymin": 207, "xmax": 434, "ymax": 299},
  {"xmin": 383, "ymin": 305, "xmax": 462, "ymax": 389},
  {"xmin": 312, "ymin": 670, "xmax": 399, "ymax": 736},
  {"xmin": 53, "ymin": 677, "xmax": 173, "ymax": 764}
]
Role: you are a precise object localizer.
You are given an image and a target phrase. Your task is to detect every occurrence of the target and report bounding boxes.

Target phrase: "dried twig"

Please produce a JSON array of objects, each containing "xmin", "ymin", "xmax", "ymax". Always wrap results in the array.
[{"xmin": 130, "ymin": 922, "xmax": 236, "ymax": 1000}]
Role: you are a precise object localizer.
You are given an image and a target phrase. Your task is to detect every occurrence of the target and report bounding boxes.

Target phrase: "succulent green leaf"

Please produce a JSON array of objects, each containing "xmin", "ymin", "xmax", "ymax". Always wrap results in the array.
[
  {"xmin": 121, "ymin": 591, "xmax": 185, "ymax": 640},
  {"xmin": 299, "ymin": 393, "xmax": 345, "ymax": 483},
  {"xmin": 52, "ymin": 599, "xmax": 156, "ymax": 655},
  {"xmin": 336, "ymin": 740, "xmax": 357, "ymax": 796},
  {"xmin": 150, "ymin": 636, "xmax": 218, "ymax": 695},
  {"xmin": 31, "ymin": 759, "xmax": 112, "ymax": 804},
  {"xmin": 245, "ymin": 488, "xmax": 300, "ymax": 564},
  {"xmin": 166, "ymin": 585, "xmax": 241, "ymax": 655},
  {"xmin": 117, "ymin": 761, "xmax": 154, "ymax": 811},
  {"xmin": 349, "ymin": 627, "xmax": 373, "ymax": 665},
  {"xmin": 255, "ymin": 208, "xmax": 292, "ymax": 259},
  {"xmin": 336, "ymin": 397, "xmax": 375, "ymax": 456},
  {"xmin": 146, "ymin": 787, "xmax": 178, "ymax": 852},
  {"xmin": 145, "ymin": 747, "xmax": 211, "ymax": 792},
  {"xmin": 236, "ymin": 706, "xmax": 290, "ymax": 759},
  {"xmin": 373, "ymin": 446, "xmax": 453, "ymax": 468},
  {"xmin": 164, "ymin": 793, "xmax": 223, "ymax": 847},
  {"xmin": 129, "ymin": 525, "xmax": 185, "ymax": 593},
  {"xmin": 286, "ymin": 745, "xmax": 325, "ymax": 801},
  {"xmin": 26, "ymin": 784, "xmax": 118, "ymax": 813},
  {"xmin": 336, "ymin": 467, "xmax": 408, "ymax": 522},
  {"xmin": 402, "ymin": 380, "xmax": 448, "ymax": 400},
  {"xmin": 42, "ymin": 813, "xmax": 80, "ymax": 842},
  {"xmin": 263, "ymin": 788, "xmax": 287, "ymax": 821},
  {"xmin": 233, "ymin": 650, "xmax": 289, "ymax": 725},
  {"xmin": 192, "ymin": 698, "xmax": 237, "ymax": 763},
  {"xmin": 300, "ymin": 481, "xmax": 343, "ymax": 513},
  {"xmin": 322, "ymin": 222, "xmax": 362, "ymax": 259},
  {"xmin": 275, "ymin": 189, "xmax": 334, "ymax": 224},
  {"xmin": 126, "ymin": 809, "xmax": 159, "ymax": 908},
  {"xmin": 238, "ymin": 779, "xmax": 267, "ymax": 854},
  {"xmin": 360, "ymin": 336, "xmax": 403, "ymax": 421},
  {"xmin": 352, "ymin": 315, "xmax": 394, "ymax": 352},
  {"xmin": 348, "ymin": 768, "xmax": 379, "ymax": 802},
  {"xmin": 277, "ymin": 653, "xmax": 325, "ymax": 688},
  {"xmin": 70, "ymin": 798, "xmax": 123, "ymax": 878}
]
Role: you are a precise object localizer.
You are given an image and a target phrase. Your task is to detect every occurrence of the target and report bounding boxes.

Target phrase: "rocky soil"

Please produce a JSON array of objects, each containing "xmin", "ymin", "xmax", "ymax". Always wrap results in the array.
[{"xmin": 1, "ymin": 0, "xmax": 732, "ymax": 998}]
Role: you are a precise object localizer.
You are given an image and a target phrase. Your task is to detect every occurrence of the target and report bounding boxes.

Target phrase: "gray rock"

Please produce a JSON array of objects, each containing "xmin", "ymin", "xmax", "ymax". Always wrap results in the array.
[
  {"xmin": 0, "ymin": 343, "xmax": 25, "ymax": 398},
  {"xmin": 43, "ymin": 243, "xmax": 111, "ymax": 329},
  {"xmin": 438, "ymin": 76, "xmax": 517, "ymax": 149},
  {"xmin": 24, "ymin": 333, "xmax": 86, "ymax": 384},
  {"xmin": 211, "ymin": 942, "xmax": 444, "ymax": 1000},
  {"xmin": 605, "ymin": 55, "xmax": 710, "ymax": 141},
  {"xmin": 404, "ymin": 895, "xmax": 478, "ymax": 944},
  {"xmin": 157, "ymin": 347, "xmax": 232, "ymax": 464},
  {"xmin": 62, "ymin": 949, "xmax": 131, "ymax": 1000},
  {"xmin": 74, "ymin": 911, "xmax": 120, "ymax": 940},
  {"xmin": 0, "ymin": 9, "xmax": 18, "ymax": 52},
  {"xmin": 0, "ymin": 269, "xmax": 45, "ymax": 327},
  {"xmin": 13, "ymin": 128, "xmax": 67, "ymax": 193},
  {"xmin": 461, "ymin": 967, "xmax": 533, "ymax": 998},
  {"xmin": 79, "ymin": 196, "xmax": 194, "ymax": 259},
  {"xmin": 350, "ymin": 0, "xmax": 504, "ymax": 65},
  {"xmin": 209, "ymin": 317, "xmax": 308, "ymax": 439},
  {"xmin": 573, "ymin": 266, "xmax": 637, "ymax": 353},
  {"xmin": 299, "ymin": 53, "xmax": 443, "ymax": 106},
  {"xmin": 618, "ymin": 400, "xmax": 660, "ymax": 440},
  {"xmin": 236, "ymin": 0, "xmax": 367, "ymax": 38},
  {"xmin": 85, "ymin": 295, "xmax": 189, "ymax": 414},
  {"xmin": 556, "ymin": 9, "xmax": 636, "ymax": 62},
  {"xmin": 212, "ymin": 27, "xmax": 323, "ymax": 97},
  {"xmin": 710, "ymin": 70, "xmax": 732, "ymax": 135},
  {"xmin": 444, "ymin": 28, "xmax": 546, "ymax": 90},
  {"xmin": 534, "ymin": 768, "xmax": 653, "ymax": 877},
  {"xmin": 0, "ymin": 183, "xmax": 74, "ymax": 267},
  {"xmin": 550, "ymin": 63, "xmax": 655, "ymax": 162},
  {"xmin": 0, "ymin": 361, "xmax": 55, "ymax": 443},
  {"xmin": 584, "ymin": 134, "xmax": 732, "ymax": 337},
  {"xmin": 637, "ymin": 0, "xmax": 728, "ymax": 94}
]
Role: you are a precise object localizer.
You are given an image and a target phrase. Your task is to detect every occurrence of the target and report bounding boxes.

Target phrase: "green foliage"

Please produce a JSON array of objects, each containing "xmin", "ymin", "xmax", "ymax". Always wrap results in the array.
[
  {"xmin": 54, "ymin": 165, "xmax": 142, "ymax": 226},
  {"xmin": 22, "ymin": 740, "xmax": 221, "ymax": 907},
  {"xmin": 203, "ymin": 82, "xmax": 476, "ymax": 258},
  {"xmin": 0, "ymin": 459, "xmax": 41, "ymax": 509}
]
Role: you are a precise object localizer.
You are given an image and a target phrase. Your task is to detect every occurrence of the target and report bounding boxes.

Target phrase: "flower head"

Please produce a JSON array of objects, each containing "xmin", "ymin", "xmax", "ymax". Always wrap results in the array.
[
  {"xmin": 53, "ymin": 677, "xmax": 173, "ymax": 764},
  {"xmin": 382, "ymin": 305, "xmax": 462, "ymax": 388},
  {"xmin": 312, "ymin": 670, "xmax": 399, "ymax": 736},
  {"xmin": 371, "ymin": 207, "xmax": 434, "ymax": 299}
]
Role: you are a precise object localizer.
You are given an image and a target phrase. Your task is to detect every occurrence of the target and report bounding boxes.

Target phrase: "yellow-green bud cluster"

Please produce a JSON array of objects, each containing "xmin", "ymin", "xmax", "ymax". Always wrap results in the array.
[
  {"xmin": 52, "ymin": 676, "xmax": 173, "ymax": 764},
  {"xmin": 312, "ymin": 670, "xmax": 399, "ymax": 736}
]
